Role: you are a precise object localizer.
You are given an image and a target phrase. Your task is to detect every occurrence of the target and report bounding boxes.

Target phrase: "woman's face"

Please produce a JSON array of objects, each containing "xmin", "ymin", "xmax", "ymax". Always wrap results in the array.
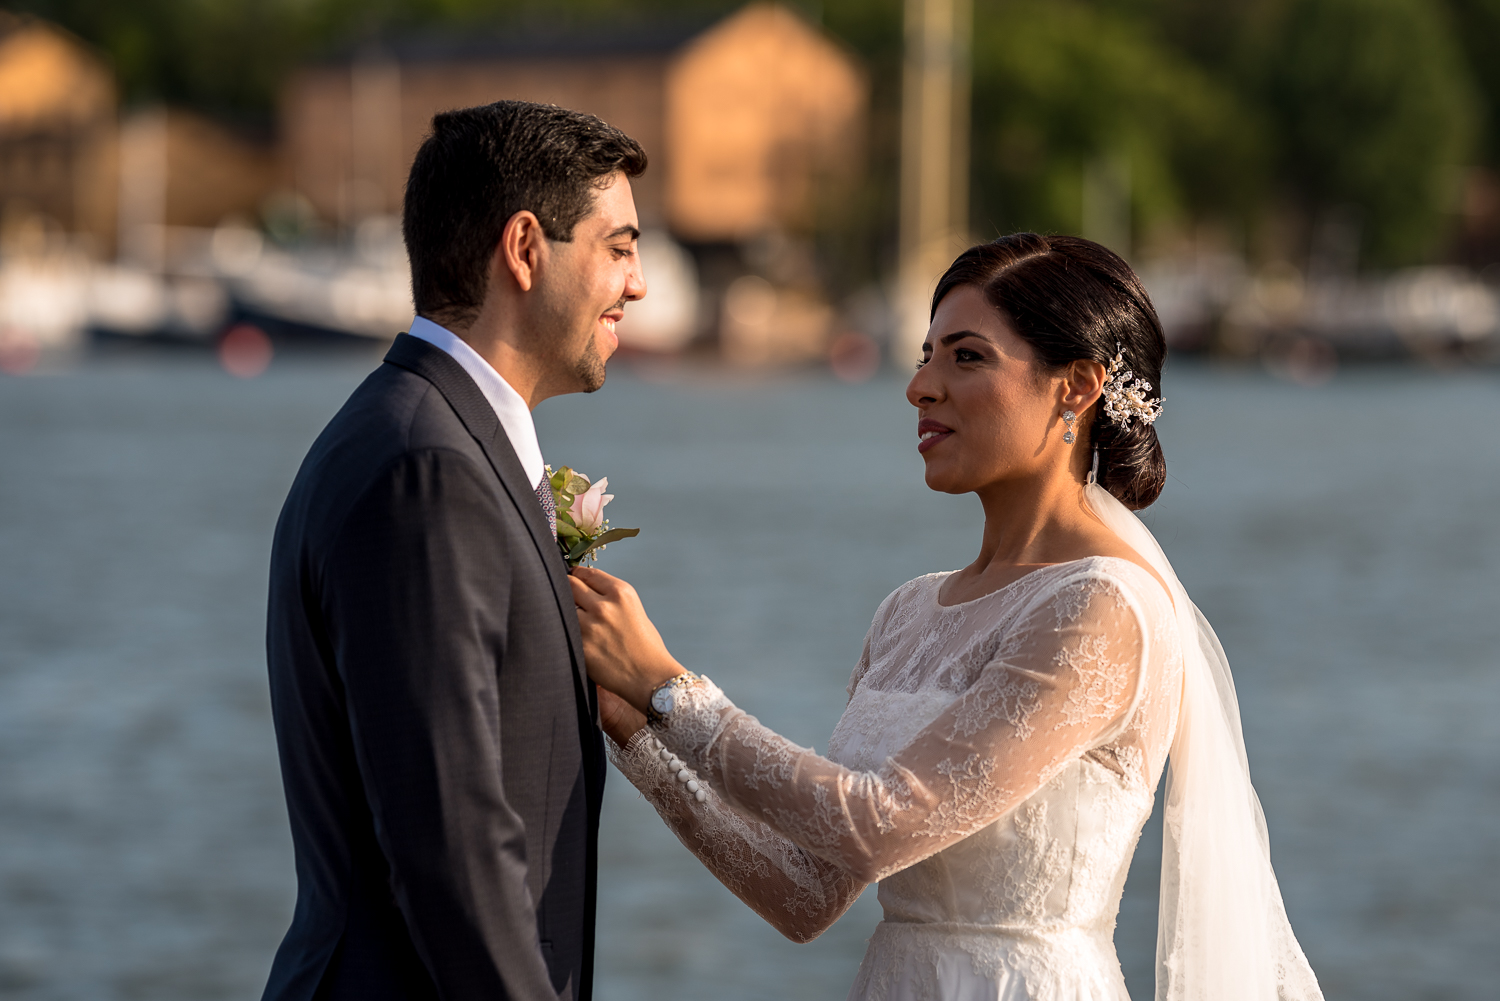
[{"xmin": 905, "ymin": 285, "xmax": 1069, "ymax": 495}]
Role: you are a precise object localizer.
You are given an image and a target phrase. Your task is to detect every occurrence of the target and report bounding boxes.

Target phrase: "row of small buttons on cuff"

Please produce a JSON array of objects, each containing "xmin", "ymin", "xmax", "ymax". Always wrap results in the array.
[{"xmin": 656, "ymin": 743, "xmax": 708, "ymax": 802}]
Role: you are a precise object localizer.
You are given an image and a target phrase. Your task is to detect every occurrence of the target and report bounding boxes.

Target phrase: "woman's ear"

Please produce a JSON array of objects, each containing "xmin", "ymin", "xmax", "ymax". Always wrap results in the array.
[{"xmin": 1061, "ymin": 358, "xmax": 1106, "ymax": 412}]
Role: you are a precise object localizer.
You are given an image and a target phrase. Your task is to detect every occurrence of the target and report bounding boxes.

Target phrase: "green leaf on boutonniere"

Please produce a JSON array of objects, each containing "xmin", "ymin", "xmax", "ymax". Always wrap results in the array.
[
  {"xmin": 565, "ymin": 527, "xmax": 640, "ymax": 565},
  {"xmin": 547, "ymin": 465, "xmax": 584, "ymax": 517}
]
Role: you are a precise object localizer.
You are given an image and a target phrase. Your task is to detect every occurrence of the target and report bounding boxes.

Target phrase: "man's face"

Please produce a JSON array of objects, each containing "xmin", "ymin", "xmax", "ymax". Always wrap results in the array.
[{"xmin": 530, "ymin": 173, "xmax": 646, "ymax": 394}]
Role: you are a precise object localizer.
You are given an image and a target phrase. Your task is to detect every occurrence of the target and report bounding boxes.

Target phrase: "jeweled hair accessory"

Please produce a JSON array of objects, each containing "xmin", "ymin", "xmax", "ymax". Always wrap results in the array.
[{"xmin": 1101, "ymin": 345, "xmax": 1164, "ymax": 429}]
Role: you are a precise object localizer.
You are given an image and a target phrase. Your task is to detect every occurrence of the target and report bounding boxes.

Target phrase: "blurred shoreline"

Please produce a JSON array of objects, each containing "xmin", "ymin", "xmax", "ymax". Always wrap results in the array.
[{"xmin": 3, "ymin": 225, "xmax": 1498, "ymax": 384}]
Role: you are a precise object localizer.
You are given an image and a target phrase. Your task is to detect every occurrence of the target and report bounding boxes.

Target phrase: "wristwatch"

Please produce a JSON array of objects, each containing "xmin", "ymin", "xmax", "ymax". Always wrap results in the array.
[{"xmin": 645, "ymin": 672, "xmax": 700, "ymax": 729}]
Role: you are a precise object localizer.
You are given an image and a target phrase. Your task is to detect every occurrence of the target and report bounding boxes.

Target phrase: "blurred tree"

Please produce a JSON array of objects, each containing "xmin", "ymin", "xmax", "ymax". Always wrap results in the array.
[
  {"xmin": 1438, "ymin": 0, "xmax": 1500, "ymax": 167},
  {"xmin": 1256, "ymin": 0, "xmax": 1479, "ymax": 265},
  {"xmin": 969, "ymin": 0, "xmax": 1265, "ymax": 249},
  {"xmin": 1101, "ymin": 0, "xmax": 1276, "ymax": 70},
  {"xmin": 6, "ymin": 0, "xmax": 329, "ymax": 123}
]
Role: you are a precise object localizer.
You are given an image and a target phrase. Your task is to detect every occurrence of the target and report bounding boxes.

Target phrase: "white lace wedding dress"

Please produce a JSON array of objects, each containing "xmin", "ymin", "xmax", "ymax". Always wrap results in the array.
[{"xmin": 610, "ymin": 556, "xmax": 1184, "ymax": 1000}]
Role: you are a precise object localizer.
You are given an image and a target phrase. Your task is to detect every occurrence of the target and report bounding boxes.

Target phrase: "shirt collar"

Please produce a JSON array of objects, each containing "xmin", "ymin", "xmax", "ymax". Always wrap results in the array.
[{"xmin": 405, "ymin": 316, "xmax": 546, "ymax": 488}]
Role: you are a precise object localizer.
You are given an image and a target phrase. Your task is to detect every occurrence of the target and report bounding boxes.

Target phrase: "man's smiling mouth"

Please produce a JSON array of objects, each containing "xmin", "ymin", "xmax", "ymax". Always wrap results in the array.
[{"xmin": 599, "ymin": 299, "xmax": 627, "ymax": 339}]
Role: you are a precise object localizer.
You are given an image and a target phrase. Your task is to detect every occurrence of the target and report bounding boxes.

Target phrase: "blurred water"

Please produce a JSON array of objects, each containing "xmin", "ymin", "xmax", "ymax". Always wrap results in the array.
[{"xmin": 0, "ymin": 350, "xmax": 1496, "ymax": 1000}]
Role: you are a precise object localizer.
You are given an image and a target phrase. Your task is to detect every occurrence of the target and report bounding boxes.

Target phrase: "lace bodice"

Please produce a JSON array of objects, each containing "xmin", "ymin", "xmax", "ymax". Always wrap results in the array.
[{"xmin": 609, "ymin": 557, "xmax": 1183, "ymax": 996}]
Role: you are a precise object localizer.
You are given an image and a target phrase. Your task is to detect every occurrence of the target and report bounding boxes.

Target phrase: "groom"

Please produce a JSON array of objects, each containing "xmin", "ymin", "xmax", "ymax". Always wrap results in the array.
[{"xmin": 262, "ymin": 101, "xmax": 646, "ymax": 1001}]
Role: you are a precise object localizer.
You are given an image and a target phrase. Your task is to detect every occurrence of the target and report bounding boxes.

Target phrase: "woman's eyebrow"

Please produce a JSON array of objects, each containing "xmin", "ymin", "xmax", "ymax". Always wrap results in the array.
[{"xmin": 938, "ymin": 330, "xmax": 986, "ymax": 347}]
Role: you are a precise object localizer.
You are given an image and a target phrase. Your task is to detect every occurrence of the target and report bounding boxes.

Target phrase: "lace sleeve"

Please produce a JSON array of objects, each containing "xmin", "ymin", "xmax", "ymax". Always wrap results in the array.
[
  {"xmin": 653, "ymin": 569, "xmax": 1151, "ymax": 883},
  {"xmin": 607, "ymin": 728, "xmax": 866, "ymax": 943}
]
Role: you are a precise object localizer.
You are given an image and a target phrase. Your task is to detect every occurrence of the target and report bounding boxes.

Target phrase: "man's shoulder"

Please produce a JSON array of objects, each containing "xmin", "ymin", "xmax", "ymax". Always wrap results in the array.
[
  {"xmin": 319, "ymin": 364, "xmax": 467, "ymax": 466},
  {"xmin": 279, "ymin": 360, "xmax": 491, "ymax": 540},
  {"xmin": 332, "ymin": 360, "xmax": 474, "ymax": 453}
]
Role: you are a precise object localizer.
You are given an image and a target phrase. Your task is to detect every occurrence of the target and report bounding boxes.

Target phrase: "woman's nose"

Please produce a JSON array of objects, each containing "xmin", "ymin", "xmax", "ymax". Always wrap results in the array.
[{"xmin": 906, "ymin": 358, "xmax": 941, "ymax": 407}]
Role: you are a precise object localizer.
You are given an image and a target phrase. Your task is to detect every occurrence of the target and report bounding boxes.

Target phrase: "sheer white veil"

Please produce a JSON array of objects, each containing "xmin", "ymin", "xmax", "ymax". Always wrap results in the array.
[{"xmin": 1084, "ymin": 480, "xmax": 1323, "ymax": 1001}]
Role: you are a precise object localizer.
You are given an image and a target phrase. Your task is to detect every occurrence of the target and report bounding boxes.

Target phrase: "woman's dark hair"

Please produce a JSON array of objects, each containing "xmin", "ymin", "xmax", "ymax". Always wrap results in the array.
[
  {"xmin": 931, "ymin": 233, "xmax": 1167, "ymax": 510},
  {"xmin": 404, "ymin": 100, "xmax": 648, "ymax": 328}
]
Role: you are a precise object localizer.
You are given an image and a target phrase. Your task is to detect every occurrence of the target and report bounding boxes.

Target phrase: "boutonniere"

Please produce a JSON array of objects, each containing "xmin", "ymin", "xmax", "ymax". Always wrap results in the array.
[{"xmin": 546, "ymin": 465, "xmax": 640, "ymax": 568}]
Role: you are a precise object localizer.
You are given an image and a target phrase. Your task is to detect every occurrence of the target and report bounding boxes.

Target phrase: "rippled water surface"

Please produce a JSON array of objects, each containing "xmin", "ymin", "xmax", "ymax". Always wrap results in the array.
[{"xmin": 0, "ymin": 349, "xmax": 1496, "ymax": 1000}]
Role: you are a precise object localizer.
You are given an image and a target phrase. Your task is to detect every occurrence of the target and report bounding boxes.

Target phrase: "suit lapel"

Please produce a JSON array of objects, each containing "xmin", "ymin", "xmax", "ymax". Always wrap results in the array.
[{"xmin": 382, "ymin": 334, "xmax": 600, "ymax": 742}]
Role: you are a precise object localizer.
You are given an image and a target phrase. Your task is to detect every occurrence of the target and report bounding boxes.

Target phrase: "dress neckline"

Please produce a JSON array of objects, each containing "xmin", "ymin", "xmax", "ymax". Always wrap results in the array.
[{"xmin": 930, "ymin": 555, "xmax": 1136, "ymax": 610}]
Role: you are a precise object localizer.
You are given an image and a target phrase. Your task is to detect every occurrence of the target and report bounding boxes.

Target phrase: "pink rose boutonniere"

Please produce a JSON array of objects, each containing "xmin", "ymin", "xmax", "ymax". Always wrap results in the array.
[{"xmin": 545, "ymin": 465, "xmax": 640, "ymax": 568}]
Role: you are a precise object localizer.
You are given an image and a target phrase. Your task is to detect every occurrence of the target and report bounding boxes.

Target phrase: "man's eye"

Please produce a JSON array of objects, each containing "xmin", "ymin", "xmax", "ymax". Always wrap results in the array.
[{"xmin": 610, "ymin": 246, "xmax": 635, "ymax": 259}]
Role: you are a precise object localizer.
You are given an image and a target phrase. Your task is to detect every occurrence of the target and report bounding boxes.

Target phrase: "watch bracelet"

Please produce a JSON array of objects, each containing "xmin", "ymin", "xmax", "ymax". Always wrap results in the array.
[{"xmin": 645, "ymin": 671, "xmax": 700, "ymax": 729}]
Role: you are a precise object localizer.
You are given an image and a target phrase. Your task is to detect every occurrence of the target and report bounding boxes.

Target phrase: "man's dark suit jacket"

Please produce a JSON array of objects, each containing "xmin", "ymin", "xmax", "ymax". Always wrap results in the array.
[{"xmin": 262, "ymin": 333, "xmax": 604, "ymax": 1001}]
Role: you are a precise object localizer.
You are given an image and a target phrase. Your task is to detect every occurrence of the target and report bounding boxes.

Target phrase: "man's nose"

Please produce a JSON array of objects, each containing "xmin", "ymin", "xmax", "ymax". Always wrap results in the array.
[{"xmin": 625, "ymin": 259, "xmax": 647, "ymax": 301}]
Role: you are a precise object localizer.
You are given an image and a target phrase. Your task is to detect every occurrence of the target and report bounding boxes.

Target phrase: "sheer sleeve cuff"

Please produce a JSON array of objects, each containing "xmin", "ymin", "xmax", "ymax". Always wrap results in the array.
[
  {"xmin": 604, "ymin": 726, "xmax": 656, "ymax": 777},
  {"xmin": 610, "ymin": 721, "xmax": 712, "ymax": 804}
]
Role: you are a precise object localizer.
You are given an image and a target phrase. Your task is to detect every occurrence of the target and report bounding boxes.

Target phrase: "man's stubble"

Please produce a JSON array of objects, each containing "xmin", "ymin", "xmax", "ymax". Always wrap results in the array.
[{"xmin": 575, "ymin": 338, "xmax": 607, "ymax": 393}]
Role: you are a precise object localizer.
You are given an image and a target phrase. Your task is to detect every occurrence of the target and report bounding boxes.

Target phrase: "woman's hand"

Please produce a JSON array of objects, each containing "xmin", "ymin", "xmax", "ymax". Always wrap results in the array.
[
  {"xmin": 569, "ymin": 566, "xmax": 684, "ymax": 714},
  {"xmin": 596, "ymin": 684, "xmax": 647, "ymax": 749}
]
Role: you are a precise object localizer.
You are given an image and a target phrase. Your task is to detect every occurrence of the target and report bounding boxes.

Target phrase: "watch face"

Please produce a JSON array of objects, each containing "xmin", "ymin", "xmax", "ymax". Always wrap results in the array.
[{"xmin": 651, "ymin": 686, "xmax": 676, "ymax": 715}]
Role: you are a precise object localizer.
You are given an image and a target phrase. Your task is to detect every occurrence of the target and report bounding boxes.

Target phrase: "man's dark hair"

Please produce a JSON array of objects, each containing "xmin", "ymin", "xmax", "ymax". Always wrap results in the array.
[{"xmin": 403, "ymin": 100, "xmax": 648, "ymax": 328}]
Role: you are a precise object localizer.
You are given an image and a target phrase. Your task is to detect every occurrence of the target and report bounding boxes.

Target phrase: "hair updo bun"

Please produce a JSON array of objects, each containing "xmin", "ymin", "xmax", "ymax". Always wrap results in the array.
[{"xmin": 931, "ymin": 233, "xmax": 1168, "ymax": 510}]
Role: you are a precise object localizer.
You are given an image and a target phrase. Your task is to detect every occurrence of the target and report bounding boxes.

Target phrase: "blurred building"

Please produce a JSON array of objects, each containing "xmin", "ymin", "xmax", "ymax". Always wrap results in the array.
[
  {"xmin": 0, "ymin": 14, "xmax": 115, "ymax": 252},
  {"xmin": 0, "ymin": 13, "xmax": 278, "ymax": 262},
  {"xmin": 115, "ymin": 108, "xmax": 279, "ymax": 268},
  {"xmin": 1457, "ymin": 169, "xmax": 1500, "ymax": 272},
  {"xmin": 284, "ymin": 4, "xmax": 865, "ymax": 240}
]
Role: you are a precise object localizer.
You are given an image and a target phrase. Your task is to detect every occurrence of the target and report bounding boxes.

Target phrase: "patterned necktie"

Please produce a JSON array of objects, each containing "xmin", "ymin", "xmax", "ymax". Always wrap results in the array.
[{"xmin": 535, "ymin": 475, "xmax": 557, "ymax": 536}]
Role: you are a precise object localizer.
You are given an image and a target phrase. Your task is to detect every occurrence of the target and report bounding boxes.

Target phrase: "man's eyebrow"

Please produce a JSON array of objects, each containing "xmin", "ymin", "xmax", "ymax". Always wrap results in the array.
[{"xmin": 604, "ymin": 224, "xmax": 640, "ymax": 241}]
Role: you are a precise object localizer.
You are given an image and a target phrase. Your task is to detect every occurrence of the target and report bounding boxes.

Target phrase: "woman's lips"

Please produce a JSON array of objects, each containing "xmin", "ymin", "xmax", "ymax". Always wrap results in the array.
[{"xmin": 917, "ymin": 419, "xmax": 953, "ymax": 454}]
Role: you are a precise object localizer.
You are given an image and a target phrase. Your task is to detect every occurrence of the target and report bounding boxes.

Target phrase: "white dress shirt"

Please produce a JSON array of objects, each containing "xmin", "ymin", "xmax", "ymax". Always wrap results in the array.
[{"xmin": 406, "ymin": 316, "xmax": 546, "ymax": 489}]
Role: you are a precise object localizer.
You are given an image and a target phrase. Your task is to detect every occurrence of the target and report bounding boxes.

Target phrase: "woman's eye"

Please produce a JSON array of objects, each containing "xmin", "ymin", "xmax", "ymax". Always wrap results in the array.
[
  {"xmin": 915, "ymin": 358, "xmax": 929, "ymax": 370},
  {"xmin": 955, "ymin": 348, "xmax": 981, "ymax": 362}
]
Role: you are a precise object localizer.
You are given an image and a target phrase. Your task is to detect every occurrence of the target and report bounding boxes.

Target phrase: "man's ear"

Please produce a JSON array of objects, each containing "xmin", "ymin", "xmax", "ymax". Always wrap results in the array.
[{"xmin": 498, "ymin": 210, "xmax": 547, "ymax": 292}]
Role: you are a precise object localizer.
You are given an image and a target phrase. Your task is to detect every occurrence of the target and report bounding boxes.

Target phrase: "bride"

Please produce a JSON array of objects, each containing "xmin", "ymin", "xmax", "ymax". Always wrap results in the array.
[{"xmin": 569, "ymin": 233, "xmax": 1323, "ymax": 1000}]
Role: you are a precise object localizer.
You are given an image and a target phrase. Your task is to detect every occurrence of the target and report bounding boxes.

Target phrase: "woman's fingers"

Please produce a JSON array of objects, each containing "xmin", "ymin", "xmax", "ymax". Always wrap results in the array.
[
  {"xmin": 570, "ymin": 565, "xmax": 617, "ymax": 596},
  {"xmin": 568, "ymin": 566, "xmax": 602, "ymax": 595},
  {"xmin": 596, "ymin": 684, "xmax": 646, "ymax": 747},
  {"xmin": 568, "ymin": 573, "xmax": 600, "ymax": 612}
]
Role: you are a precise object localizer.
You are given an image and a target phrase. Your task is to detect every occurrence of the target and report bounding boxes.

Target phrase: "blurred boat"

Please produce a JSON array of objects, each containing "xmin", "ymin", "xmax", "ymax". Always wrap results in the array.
[
  {"xmin": 216, "ymin": 217, "xmax": 411, "ymax": 341},
  {"xmin": 0, "ymin": 217, "xmax": 414, "ymax": 361},
  {"xmin": 1141, "ymin": 257, "xmax": 1500, "ymax": 363}
]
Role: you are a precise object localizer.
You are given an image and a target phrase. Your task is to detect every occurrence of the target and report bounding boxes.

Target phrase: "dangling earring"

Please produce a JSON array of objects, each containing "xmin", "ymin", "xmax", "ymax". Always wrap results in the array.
[
  {"xmin": 1088, "ymin": 448, "xmax": 1100, "ymax": 485},
  {"xmin": 1062, "ymin": 410, "xmax": 1077, "ymax": 444}
]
